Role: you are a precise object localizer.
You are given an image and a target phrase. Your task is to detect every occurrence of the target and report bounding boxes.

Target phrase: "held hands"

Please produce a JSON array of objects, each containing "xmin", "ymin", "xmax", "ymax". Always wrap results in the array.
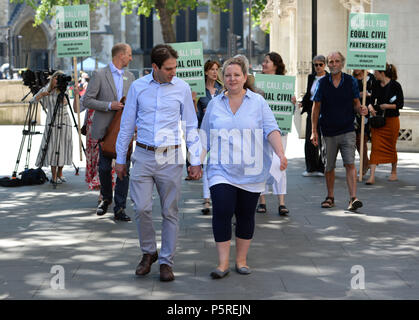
[
  {"xmin": 115, "ymin": 163, "xmax": 127, "ymax": 181},
  {"xmin": 188, "ymin": 165, "xmax": 202, "ymax": 180},
  {"xmin": 111, "ymin": 101, "xmax": 124, "ymax": 110}
]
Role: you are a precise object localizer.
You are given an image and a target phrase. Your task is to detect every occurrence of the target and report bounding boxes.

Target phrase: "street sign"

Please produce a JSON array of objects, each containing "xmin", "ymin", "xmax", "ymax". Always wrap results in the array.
[
  {"xmin": 56, "ymin": 5, "xmax": 91, "ymax": 58},
  {"xmin": 255, "ymin": 74, "xmax": 295, "ymax": 134},
  {"xmin": 169, "ymin": 41, "xmax": 206, "ymax": 98},
  {"xmin": 346, "ymin": 13, "xmax": 390, "ymax": 70}
]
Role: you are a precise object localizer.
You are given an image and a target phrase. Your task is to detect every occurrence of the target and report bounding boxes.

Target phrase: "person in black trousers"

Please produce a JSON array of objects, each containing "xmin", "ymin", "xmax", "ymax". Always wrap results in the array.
[{"xmin": 299, "ymin": 55, "xmax": 327, "ymax": 177}]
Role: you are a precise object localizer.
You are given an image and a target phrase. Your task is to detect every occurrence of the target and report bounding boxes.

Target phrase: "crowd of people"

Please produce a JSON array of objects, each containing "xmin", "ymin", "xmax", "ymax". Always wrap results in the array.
[{"xmin": 35, "ymin": 42, "xmax": 404, "ymax": 282}]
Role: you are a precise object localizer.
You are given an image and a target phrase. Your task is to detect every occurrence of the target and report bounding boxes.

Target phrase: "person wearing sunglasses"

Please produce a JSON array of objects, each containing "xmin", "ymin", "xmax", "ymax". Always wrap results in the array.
[{"xmin": 299, "ymin": 55, "xmax": 327, "ymax": 178}]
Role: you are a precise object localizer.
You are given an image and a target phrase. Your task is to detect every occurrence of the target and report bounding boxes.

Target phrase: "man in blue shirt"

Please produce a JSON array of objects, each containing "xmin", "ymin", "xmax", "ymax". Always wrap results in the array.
[
  {"xmin": 311, "ymin": 52, "xmax": 368, "ymax": 212},
  {"xmin": 115, "ymin": 44, "xmax": 202, "ymax": 282}
]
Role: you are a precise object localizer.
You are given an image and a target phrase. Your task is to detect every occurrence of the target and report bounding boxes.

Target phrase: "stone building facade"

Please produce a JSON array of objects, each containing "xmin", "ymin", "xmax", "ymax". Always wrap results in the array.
[{"xmin": 263, "ymin": 0, "xmax": 418, "ymax": 150}]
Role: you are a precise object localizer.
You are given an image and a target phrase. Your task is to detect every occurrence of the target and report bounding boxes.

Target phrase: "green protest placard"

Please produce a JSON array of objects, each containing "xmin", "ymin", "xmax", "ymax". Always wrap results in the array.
[
  {"xmin": 169, "ymin": 41, "xmax": 206, "ymax": 98},
  {"xmin": 255, "ymin": 74, "xmax": 295, "ymax": 134},
  {"xmin": 56, "ymin": 5, "xmax": 91, "ymax": 58},
  {"xmin": 347, "ymin": 13, "xmax": 389, "ymax": 70}
]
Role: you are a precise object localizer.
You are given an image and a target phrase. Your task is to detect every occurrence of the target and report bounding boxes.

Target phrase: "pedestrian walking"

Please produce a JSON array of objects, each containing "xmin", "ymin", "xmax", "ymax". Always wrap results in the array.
[
  {"xmin": 256, "ymin": 52, "xmax": 295, "ymax": 216},
  {"xmin": 200, "ymin": 57, "xmax": 287, "ymax": 279},
  {"xmin": 300, "ymin": 55, "xmax": 327, "ymax": 177},
  {"xmin": 311, "ymin": 52, "xmax": 368, "ymax": 211},
  {"xmin": 115, "ymin": 44, "xmax": 202, "ymax": 282},
  {"xmin": 83, "ymin": 43, "xmax": 135, "ymax": 221},
  {"xmin": 366, "ymin": 63, "xmax": 404, "ymax": 185}
]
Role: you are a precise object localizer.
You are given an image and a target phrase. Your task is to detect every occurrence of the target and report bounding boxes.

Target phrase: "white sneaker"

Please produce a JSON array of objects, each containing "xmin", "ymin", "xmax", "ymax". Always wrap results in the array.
[
  {"xmin": 302, "ymin": 171, "xmax": 315, "ymax": 177},
  {"xmin": 315, "ymin": 172, "xmax": 325, "ymax": 177}
]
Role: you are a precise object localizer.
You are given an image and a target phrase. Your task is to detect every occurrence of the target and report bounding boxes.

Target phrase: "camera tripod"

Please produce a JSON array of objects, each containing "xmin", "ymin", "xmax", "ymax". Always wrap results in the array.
[{"xmin": 11, "ymin": 96, "xmax": 42, "ymax": 178}]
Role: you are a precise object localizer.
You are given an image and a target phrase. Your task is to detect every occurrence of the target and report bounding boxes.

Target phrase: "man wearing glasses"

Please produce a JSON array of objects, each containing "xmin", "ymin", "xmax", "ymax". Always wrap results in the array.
[{"xmin": 310, "ymin": 52, "xmax": 368, "ymax": 212}]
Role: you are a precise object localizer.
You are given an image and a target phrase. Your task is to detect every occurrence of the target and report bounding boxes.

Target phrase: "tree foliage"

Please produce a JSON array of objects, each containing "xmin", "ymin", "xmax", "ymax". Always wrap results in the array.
[{"xmin": 12, "ymin": 0, "xmax": 269, "ymax": 43}]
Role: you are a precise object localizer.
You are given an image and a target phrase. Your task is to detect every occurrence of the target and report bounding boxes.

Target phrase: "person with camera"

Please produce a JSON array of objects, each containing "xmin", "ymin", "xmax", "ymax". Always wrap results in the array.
[
  {"xmin": 83, "ymin": 43, "xmax": 135, "ymax": 221},
  {"xmin": 33, "ymin": 70, "xmax": 76, "ymax": 184},
  {"xmin": 365, "ymin": 63, "xmax": 404, "ymax": 185}
]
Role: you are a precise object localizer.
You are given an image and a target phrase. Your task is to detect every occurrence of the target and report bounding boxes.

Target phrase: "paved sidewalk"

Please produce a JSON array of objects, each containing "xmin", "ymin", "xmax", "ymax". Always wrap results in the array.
[{"xmin": 1, "ymin": 125, "xmax": 419, "ymax": 300}]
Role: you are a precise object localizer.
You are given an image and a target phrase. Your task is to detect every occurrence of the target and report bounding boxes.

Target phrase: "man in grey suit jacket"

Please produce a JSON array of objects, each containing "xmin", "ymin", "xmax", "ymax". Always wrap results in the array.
[{"xmin": 83, "ymin": 43, "xmax": 135, "ymax": 221}]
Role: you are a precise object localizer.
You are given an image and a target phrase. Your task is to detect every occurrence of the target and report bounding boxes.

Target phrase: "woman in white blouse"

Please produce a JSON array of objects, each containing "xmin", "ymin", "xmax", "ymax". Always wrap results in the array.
[{"xmin": 200, "ymin": 57, "xmax": 288, "ymax": 279}]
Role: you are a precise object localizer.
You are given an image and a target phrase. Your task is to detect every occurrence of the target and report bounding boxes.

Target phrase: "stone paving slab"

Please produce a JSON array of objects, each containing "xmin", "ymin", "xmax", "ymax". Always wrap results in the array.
[{"xmin": 0, "ymin": 125, "xmax": 419, "ymax": 300}]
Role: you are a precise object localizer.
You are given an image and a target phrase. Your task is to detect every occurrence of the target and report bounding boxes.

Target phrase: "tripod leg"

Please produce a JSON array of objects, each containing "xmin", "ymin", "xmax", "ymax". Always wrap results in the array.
[
  {"xmin": 65, "ymin": 93, "xmax": 86, "ymax": 156},
  {"xmin": 13, "ymin": 101, "xmax": 36, "ymax": 177}
]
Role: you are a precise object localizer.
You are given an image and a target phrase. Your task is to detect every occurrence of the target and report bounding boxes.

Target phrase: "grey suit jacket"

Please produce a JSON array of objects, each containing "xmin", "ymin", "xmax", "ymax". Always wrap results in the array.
[{"xmin": 82, "ymin": 65, "xmax": 135, "ymax": 140}]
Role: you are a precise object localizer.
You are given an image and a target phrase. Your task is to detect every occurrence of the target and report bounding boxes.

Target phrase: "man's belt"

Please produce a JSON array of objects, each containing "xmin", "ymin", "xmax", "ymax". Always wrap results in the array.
[{"xmin": 136, "ymin": 142, "xmax": 180, "ymax": 152}]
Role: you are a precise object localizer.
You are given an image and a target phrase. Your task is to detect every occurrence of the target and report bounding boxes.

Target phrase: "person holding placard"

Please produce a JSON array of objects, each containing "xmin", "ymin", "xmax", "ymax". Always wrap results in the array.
[
  {"xmin": 352, "ymin": 69, "xmax": 375, "ymax": 177},
  {"xmin": 201, "ymin": 57, "xmax": 287, "ymax": 279},
  {"xmin": 300, "ymin": 55, "xmax": 327, "ymax": 177},
  {"xmin": 311, "ymin": 52, "xmax": 368, "ymax": 212},
  {"xmin": 256, "ymin": 52, "xmax": 296, "ymax": 216},
  {"xmin": 366, "ymin": 63, "xmax": 404, "ymax": 185}
]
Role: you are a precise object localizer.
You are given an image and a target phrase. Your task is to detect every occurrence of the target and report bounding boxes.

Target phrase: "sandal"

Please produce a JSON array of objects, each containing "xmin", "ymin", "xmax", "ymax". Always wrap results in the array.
[
  {"xmin": 278, "ymin": 205, "xmax": 289, "ymax": 216},
  {"xmin": 256, "ymin": 204, "xmax": 267, "ymax": 213},
  {"xmin": 201, "ymin": 200, "xmax": 211, "ymax": 215},
  {"xmin": 321, "ymin": 197, "xmax": 335, "ymax": 208}
]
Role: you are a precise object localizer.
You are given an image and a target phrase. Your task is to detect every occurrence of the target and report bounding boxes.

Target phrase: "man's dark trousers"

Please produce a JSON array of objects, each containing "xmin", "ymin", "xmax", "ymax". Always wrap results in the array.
[{"xmin": 98, "ymin": 145, "xmax": 130, "ymax": 213}]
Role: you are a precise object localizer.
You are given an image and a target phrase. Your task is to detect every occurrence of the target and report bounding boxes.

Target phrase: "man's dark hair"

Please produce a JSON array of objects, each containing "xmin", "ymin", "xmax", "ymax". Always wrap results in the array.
[{"xmin": 151, "ymin": 44, "xmax": 178, "ymax": 68}]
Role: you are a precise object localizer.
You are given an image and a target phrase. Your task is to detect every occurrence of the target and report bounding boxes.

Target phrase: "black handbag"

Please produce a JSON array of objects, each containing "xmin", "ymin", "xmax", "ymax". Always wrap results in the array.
[{"xmin": 369, "ymin": 109, "xmax": 386, "ymax": 128}]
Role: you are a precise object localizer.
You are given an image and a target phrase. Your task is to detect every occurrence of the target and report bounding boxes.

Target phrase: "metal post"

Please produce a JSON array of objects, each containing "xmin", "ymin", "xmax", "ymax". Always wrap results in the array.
[
  {"xmin": 8, "ymin": 28, "xmax": 12, "ymax": 79},
  {"xmin": 228, "ymin": 1, "xmax": 233, "ymax": 57},
  {"xmin": 248, "ymin": 0, "xmax": 252, "ymax": 62}
]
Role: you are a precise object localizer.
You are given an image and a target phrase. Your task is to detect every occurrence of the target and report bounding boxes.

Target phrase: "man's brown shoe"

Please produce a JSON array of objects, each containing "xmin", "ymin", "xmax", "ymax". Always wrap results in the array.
[
  {"xmin": 135, "ymin": 252, "xmax": 158, "ymax": 276},
  {"xmin": 160, "ymin": 264, "xmax": 175, "ymax": 282}
]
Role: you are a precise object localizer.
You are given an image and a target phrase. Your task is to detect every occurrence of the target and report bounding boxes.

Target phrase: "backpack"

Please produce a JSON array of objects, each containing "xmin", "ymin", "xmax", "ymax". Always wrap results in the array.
[{"xmin": 20, "ymin": 168, "xmax": 49, "ymax": 185}]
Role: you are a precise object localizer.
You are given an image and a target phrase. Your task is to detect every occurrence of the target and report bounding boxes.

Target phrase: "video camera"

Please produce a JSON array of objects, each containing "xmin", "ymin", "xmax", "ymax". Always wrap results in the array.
[
  {"xmin": 56, "ymin": 74, "xmax": 72, "ymax": 93},
  {"xmin": 21, "ymin": 69, "xmax": 55, "ymax": 95}
]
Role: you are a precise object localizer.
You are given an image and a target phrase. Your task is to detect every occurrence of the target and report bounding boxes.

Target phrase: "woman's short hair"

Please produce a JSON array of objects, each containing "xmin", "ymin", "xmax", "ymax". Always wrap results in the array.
[
  {"xmin": 265, "ymin": 52, "xmax": 286, "ymax": 75},
  {"xmin": 222, "ymin": 57, "xmax": 255, "ymax": 92},
  {"xmin": 233, "ymin": 54, "xmax": 250, "ymax": 74},
  {"xmin": 151, "ymin": 44, "xmax": 178, "ymax": 68},
  {"xmin": 313, "ymin": 55, "xmax": 326, "ymax": 64}
]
